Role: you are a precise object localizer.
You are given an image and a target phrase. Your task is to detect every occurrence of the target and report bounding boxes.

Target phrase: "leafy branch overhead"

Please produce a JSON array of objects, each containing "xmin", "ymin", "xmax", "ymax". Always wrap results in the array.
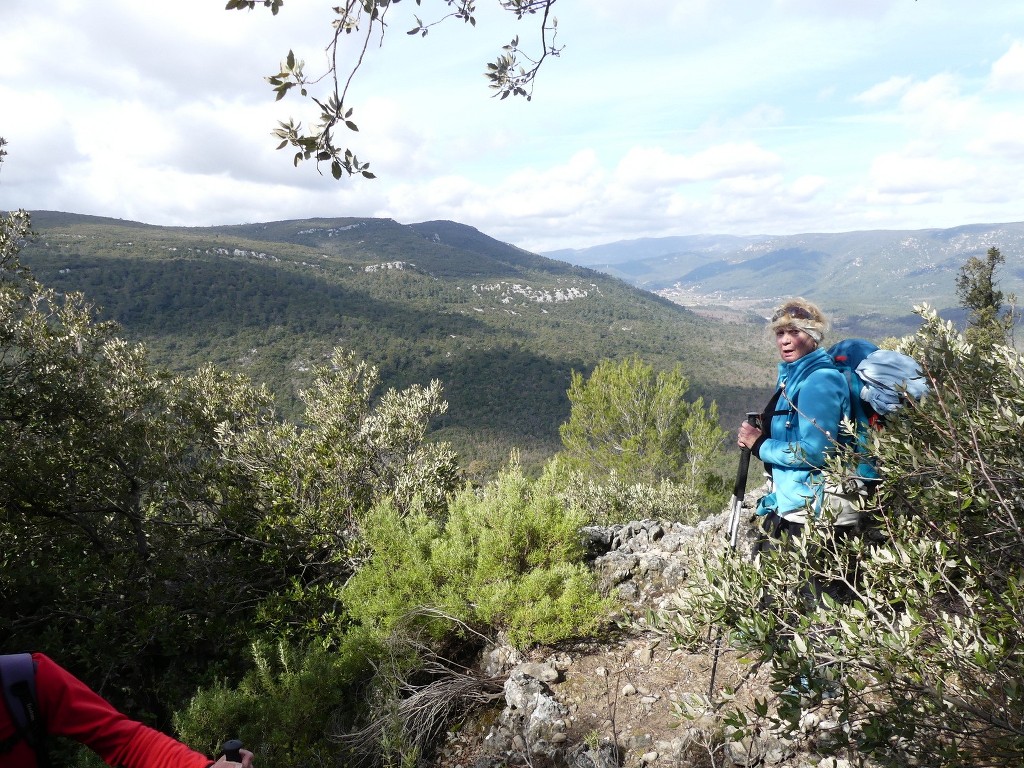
[{"xmin": 225, "ymin": 0, "xmax": 561, "ymax": 179}]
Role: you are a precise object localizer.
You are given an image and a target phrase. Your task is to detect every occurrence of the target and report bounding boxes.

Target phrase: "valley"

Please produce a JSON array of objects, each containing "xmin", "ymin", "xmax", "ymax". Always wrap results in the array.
[{"xmin": 20, "ymin": 212, "xmax": 777, "ymax": 472}]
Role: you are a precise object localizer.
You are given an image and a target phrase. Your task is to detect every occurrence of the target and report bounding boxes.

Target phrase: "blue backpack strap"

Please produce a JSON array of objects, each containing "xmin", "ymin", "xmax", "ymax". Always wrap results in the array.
[
  {"xmin": 0, "ymin": 653, "xmax": 48, "ymax": 766},
  {"xmin": 828, "ymin": 339, "xmax": 878, "ymax": 424},
  {"xmin": 828, "ymin": 340, "xmax": 889, "ymax": 482}
]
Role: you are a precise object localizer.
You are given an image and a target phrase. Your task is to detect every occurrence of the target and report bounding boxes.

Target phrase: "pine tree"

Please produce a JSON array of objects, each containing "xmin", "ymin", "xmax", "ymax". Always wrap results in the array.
[{"xmin": 955, "ymin": 246, "xmax": 1016, "ymax": 348}]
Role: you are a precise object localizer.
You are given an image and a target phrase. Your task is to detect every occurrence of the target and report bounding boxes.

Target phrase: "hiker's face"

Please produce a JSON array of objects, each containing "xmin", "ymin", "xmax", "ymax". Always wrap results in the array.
[{"xmin": 775, "ymin": 327, "xmax": 816, "ymax": 363}]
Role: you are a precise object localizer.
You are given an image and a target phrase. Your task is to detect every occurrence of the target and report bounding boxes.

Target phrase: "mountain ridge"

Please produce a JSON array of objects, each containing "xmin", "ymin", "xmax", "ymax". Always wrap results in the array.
[
  {"xmin": 19, "ymin": 211, "xmax": 776, "ymax": 471},
  {"xmin": 25, "ymin": 210, "xmax": 1012, "ymax": 469},
  {"xmin": 543, "ymin": 221, "xmax": 1024, "ymax": 335}
]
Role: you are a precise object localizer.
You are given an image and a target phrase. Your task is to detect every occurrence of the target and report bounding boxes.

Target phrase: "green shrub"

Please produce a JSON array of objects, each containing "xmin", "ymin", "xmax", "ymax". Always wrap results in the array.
[
  {"xmin": 174, "ymin": 636, "xmax": 380, "ymax": 768},
  {"xmin": 558, "ymin": 356, "xmax": 727, "ymax": 500},
  {"xmin": 344, "ymin": 459, "xmax": 614, "ymax": 647},
  {"xmin": 557, "ymin": 464, "xmax": 709, "ymax": 526}
]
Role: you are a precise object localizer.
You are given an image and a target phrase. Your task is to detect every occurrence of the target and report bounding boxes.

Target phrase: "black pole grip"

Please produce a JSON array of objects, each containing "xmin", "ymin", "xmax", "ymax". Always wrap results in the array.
[
  {"xmin": 733, "ymin": 448, "xmax": 751, "ymax": 498},
  {"xmin": 222, "ymin": 739, "xmax": 244, "ymax": 763},
  {"xmin": 732, "ymin": 413, "xmax": 760, "ymax": 496},
  {"xmin": 727, "ymin": 410, "xmax": 766, "ymax": 549}
]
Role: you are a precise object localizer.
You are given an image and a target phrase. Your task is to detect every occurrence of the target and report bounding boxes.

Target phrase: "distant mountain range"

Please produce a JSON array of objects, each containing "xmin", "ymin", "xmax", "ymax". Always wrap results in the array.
[
  {"xmin": 544, "ymin": 222, "xmax": 1024, "ymax": 336},
  {"xmin": 18, "ymin": 211, "xmax": 776, "ymax": 469}
]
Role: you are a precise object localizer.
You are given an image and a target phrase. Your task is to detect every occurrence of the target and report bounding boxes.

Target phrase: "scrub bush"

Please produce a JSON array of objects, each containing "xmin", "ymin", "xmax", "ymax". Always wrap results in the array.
[
  {"xmin": 174, "ymin": 635, "xmax": 381, "ymax": 767},
  {"xmin": 345, "ymin": 459, "xmax": 613, "ymax": 647},
  {"xmin": 559, "ymin": 356, "xmax": 727, "ymax": 509}
]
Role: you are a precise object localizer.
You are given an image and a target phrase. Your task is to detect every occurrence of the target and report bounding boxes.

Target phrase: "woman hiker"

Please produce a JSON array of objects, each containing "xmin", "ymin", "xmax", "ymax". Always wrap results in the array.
[{"xmin": 737, "ymin": 298, "xmax": 857, "ymax": 574}]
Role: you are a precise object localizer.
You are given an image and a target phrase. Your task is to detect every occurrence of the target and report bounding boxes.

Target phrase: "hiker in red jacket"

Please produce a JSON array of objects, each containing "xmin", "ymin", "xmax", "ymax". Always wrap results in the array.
[{"xmin": 0, "ymin": 652, "xmax": 254, "ymax": 768}]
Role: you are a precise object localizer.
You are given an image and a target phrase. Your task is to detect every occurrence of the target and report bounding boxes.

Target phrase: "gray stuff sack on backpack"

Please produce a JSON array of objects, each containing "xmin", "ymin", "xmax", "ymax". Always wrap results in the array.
[{"xmin": 856, "ymin": 350, "xmax": 929, "ymax": 415}]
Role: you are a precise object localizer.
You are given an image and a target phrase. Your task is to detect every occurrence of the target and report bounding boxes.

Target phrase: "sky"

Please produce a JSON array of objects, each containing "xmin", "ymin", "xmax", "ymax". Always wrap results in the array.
[{"xmin": 2, "ymin": 0, "xmax": 1024, "ymax": 253}]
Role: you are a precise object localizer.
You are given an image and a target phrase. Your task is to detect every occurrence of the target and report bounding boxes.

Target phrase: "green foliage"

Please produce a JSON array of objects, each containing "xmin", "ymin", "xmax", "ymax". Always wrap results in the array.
[
  {"xmin": 1, "ymin": 210, "xmax": 464, "ymax": 721},
  {"xmin": 226, "ymin": 1, "xmax": 559, "ymax": 177},
  {"xmin": 1, "ymin": 247, "xmax": 248, "ymax": 709},
  {"xmin": 21, "ymin": 212, "xmax": 769, "ymax": 477},
  {"xmin": 174, "ymin": 637, "xmax": 380, "ymax": 767},
  {"xmin": 557, "ymin": 466, "xmax": 716, "ymax": 526},
  {"xmin": 955, "ymin": 246, "xmax": 1017, "ymax": 348},
  {"xmin": 559, "ymin": 356, "xmax": 727, "ymax": 508},
  {"xmin": 0, "ymin": 208, "xmax": 30, "ymax": 270},
  {"xmin": 345, "ymin": 460, "xmax": 614, "ymax": 647},
  {"xmin": 669, "ymin": 305, "xmax": 1024, "ymax": 767}
]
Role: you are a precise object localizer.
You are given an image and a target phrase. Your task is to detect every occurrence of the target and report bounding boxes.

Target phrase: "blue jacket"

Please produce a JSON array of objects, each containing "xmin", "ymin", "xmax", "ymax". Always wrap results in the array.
[{"xmin": 753, "ymin": 347, "xmax": 851, "ymax": 522}]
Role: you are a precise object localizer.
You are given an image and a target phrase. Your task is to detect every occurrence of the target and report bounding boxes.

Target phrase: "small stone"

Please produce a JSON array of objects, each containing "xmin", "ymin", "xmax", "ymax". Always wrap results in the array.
[
  {"xmin": 727, "ymin": 740, "xmax": 748, "ymax": 762},
  {"xmin": 659, "ymin": 535, "xmax": 681, "ymax": 553},
  {"xmin": 551, "ymin": 654, "xmax": 573, "ymax": 671},
  {"xmin": 626, "ymin": 733, "xmax": 652, "ymax": 748},
  {"xmin": 622, "ymin": 683, "xmax": 637, "ymax": 696},
  {"xmin": 518, "ymin": 661, "xmax": 559, "ymax": 683},
  {"xmin": 799, "ymin": 711, "xmax": 821, "ymax": 731},
  {"xmin": 641, "ymin": 751, "xmax": 659, "ymax": 763}
]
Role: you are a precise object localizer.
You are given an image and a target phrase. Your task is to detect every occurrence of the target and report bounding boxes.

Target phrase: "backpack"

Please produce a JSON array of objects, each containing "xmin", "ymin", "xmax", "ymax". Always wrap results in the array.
[
  {"xmin": 828, "ymin": 338, "xmax": 929, "ymax": 479},
  {"xmin": 0, "ymin": 653, "xmax": 49, "ymax": 767}
]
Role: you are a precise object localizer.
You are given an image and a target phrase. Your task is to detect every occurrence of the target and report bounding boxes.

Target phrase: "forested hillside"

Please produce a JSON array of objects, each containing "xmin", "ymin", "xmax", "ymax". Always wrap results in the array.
[{"xmin": 21, "ymin": 211, "xmax": 777, "ymax": 468}]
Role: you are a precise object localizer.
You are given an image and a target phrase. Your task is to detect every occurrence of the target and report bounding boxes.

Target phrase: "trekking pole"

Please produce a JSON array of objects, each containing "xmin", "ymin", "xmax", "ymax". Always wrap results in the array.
[
  {"xmin": 222, "ymin": 739, "xmax": 244, "ymax": 764},
  {"xmin": 727, "ymin": 412, "xmax": 761, "ymax": 550},
  {"xmin": 709, "ymin": 412, "xmax": 761, "ymax": 700}
]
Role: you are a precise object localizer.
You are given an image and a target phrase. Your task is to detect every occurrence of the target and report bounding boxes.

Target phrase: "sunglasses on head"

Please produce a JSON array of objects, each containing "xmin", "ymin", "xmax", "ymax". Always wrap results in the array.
[{"xmin": 771, "ymin": 306, "xmax": 814, "ymax": 322}]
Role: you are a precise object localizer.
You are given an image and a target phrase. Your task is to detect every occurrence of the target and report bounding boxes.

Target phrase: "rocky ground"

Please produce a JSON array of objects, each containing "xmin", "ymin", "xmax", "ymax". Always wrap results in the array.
[{"xmin": 421, "ymin": 502, "xmax": 865, "ymax": 768}]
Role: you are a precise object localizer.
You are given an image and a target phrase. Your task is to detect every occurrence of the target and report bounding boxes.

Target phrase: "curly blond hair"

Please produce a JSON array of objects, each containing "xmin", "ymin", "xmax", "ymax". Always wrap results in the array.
[{"xmin": 768, "ymin": 297, "xmax": 829, "ymax": 343}]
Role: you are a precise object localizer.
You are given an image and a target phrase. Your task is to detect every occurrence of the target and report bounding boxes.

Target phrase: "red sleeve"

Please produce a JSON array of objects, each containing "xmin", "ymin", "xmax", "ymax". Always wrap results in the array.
[{"xmin": 33, "ymin": 653, "xmax": 213, "ymax": 768}]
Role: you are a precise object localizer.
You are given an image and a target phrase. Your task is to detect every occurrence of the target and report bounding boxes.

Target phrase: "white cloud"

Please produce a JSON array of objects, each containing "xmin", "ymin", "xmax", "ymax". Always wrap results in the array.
[
  {"xmin": 715, "ymin": 173, "xmax": 786, "ymax": 198},
  {"xmin": 901, "ymin": 75, "xmax": 977, "ymax": 139},
  {"xmin": 899, "ymin": 74, "xmax": 961, "ymax": 112},
  {"xmin": 789, "ymin": 175, "xmax": 828, "ymax": 202},
  {"xmin": 989, "ymin": 40, "xmax": 1024, "ymax": 92},
  {"xmin": 968, "ymin": 113, "xmax": 1024, "ymax": 159},
  {"xmin": 616, "ymin": 143, "xmax": 783, "ymax": 188},
  {"xmin": 867, "ymin": 152, "xmax": 976, "ymax": 196},
  {"xmin": 854, "ymin": 76, "xmax": 913, "ymax": 105},
  {"xmin": 5, "ymin": 0, "xmax": 1024, "ymax": 251}
]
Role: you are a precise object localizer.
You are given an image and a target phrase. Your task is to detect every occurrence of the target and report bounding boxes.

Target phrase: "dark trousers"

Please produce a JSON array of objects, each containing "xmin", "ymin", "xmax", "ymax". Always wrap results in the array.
[{"xmin": 755, "ymin": 512, "xmax": 861, "ymax": 608}]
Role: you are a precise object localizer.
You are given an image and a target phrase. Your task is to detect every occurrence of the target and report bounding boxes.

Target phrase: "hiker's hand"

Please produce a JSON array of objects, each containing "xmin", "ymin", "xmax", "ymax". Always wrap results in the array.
[
  {"xmin": 737, "ymin": 421, "xmax": 762, "ymax": 449},
  {"xmin": 213, "ymin": 749, "xmax": 254, "ymax": 768}
]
